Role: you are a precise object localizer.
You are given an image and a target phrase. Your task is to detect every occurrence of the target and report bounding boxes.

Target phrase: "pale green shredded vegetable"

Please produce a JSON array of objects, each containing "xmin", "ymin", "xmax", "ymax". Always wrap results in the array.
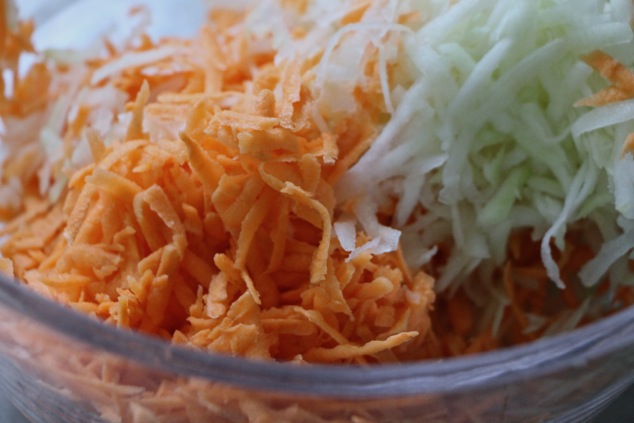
[{"xmin": 323, "ymin": 0, "xmax": 634, "ymax": 332}]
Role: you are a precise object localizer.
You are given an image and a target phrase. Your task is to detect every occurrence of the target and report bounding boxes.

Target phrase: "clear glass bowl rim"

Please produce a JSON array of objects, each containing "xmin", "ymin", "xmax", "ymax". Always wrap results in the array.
[{"xmin": 2, "ymin": 273, "xmax": 634, "ymax": 399}]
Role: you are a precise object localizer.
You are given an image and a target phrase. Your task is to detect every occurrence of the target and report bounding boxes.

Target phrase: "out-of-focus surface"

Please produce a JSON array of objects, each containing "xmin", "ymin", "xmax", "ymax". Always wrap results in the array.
[
  {"xmin": 0, "ymin": 393, "xmax": 26, "ymax": 422},
  {"xmin": 594, "ymin": 385, "xmax": 634, "ymax": 421}
]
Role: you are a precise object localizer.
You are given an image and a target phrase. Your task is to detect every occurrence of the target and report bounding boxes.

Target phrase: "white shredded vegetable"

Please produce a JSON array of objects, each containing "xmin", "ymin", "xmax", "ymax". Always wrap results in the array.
[{"xmin": 326, "ymin": 0, "xmax": 634, "ymax": 299}]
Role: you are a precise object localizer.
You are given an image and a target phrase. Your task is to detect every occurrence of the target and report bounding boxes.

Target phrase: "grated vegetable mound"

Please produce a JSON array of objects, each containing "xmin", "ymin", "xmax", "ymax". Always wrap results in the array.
[
  {"xmin": 2, "ymin": 0, "xmax": 634, "ymax": 363},
  {"xmin": 0, "ymin": 0, "xmax": 436, "ymax": 364}
]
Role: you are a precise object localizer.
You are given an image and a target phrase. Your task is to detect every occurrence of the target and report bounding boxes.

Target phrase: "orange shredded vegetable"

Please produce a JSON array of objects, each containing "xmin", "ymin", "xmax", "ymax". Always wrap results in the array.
[{"xmin": 0, "ymin": 2, "xmax": 434, "ymax": 364}]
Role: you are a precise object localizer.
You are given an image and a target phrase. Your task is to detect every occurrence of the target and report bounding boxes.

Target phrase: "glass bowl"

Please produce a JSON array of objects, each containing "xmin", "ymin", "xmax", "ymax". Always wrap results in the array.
[
  {"xmin": 2, "ymin": 1, "xmax": 634, "ymax": 422},
  {"xmin": 1, "ymin": 271, "xmax": 634, "ymax": 422}
]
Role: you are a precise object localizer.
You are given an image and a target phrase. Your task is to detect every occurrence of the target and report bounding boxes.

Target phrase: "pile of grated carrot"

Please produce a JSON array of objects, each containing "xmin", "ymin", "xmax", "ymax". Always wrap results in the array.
[{"xmin": 0, "ymin": 2, "xmax": 435, "ymax": 364}]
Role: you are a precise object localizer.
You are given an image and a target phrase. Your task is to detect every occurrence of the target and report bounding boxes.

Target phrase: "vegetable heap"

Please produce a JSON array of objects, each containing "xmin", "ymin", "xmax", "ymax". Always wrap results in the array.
[
  {"xmin": 0, "ymin": 0, "xmax": 435, "ymax": 364},
  {"xmin": 2, "ymin": 0, "xmax": 634, "ymax": 362}
]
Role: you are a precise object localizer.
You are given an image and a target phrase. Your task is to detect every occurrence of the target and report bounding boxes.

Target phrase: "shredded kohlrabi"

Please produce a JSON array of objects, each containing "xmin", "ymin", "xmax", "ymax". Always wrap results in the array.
[{"xmin": 332, "ymin": 0, "xmax": 634, "ymax": 304}]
